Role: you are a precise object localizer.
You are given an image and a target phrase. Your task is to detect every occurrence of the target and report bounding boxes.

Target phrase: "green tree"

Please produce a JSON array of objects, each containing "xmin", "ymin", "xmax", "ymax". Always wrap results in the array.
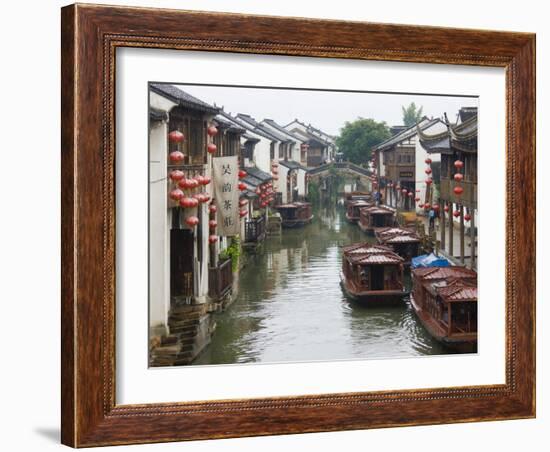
[
  {"xmin": 336, "ymin": 118, "xmax": 390, "ymax": 164},
  {"xmin": 402, "ymin": 102, "xmax": 424, "ymax": 127}
]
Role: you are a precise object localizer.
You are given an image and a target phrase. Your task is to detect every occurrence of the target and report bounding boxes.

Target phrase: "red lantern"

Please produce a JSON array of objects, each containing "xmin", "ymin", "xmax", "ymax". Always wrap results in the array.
[
  {"xmin": 415, "ymin": 197, "xmax": 421, "ymax": 202},
  {"xmin": 209, "ymin": 205, "xmax": 217, "ymax": 213},
  {"xmin": 195, "ymin": 175, "xmax": 205, "ymax": 185},
  {"xmin": 453, "ymin": 186, "xmax": 464, "ymax": 196},
  {"xmin": 238, "ymin": 182, "xmax": 247, "ymax": 191},
  {"xmin": 185, "ymin": 216, "xmax": 199, "ymax": 227},
  {"xmin": 201, "ymin": 175, "xmax": 211, "ymax": 185},
  {"xmin": 207, "ymin": 126, "xmax": 218, "ymax": 137},
  {"xmin": 239, "ymin": 199, "xmax": 248, "ymax": 207},
  {"xmin": 180, "ymin": 197, "xmax": 197, "ymax": 208},
  {"xmin": 425, "ymin": 168, "xmax": 432, "ymax": 175},
  {"xmin": 239, "ymin": 210, "xmax": 248, "ymax": 218},
  {"xmin": 168, "ymin": 130, "xmax": 185, "ymax": 143},
  {"xmin": 209, "ymin": 220, "xmax": 217, "ymax": 229},
  {"xmin": 453, "ymin": 173, "xmax": 464, "ymax": 182},
  {"xmin": 169, "ymin": 189, "xmax": 184, "ymax": 201},
  {"xmin": 238, "ymin": 170, "xmax": 247, "ymax": 179},
  {"xmin": 444, "ymin": 205, "xmax": 450, "ymax": 213},
  {"xmin": 402, "ymin": 188, "xmax": 408, "ymax": 194},
  {"xmin": 207, "ymin": 143, "xmax": 217, "ymax": 154},
  {"xmin": 169, "ymin": 151, "xmax": 185, "ymax": 163},
  {"xmin": 425, "ymin": 178, "xmax": 433, "ymax": 185},
  {"xmin": 260, "ymin": 201, "xmax": 267, "ymax": 207},
  {"xmin": 424, "ymin": 204, "xmax": 431, "ymax": 211},
  {"xmin": 432, "ymin": 204, "xmax": 440, "ymax": 211},
  {"xmin": 255, "ymin": 187, "xmax": 261, "ymax": 195},
  {"xmin": 416, "ymin": 189, "xmax": 421, "ymax": 193},
  {"xmin": 408, "ymin": 192, "xmax": 413, "ymax": 197},
  {"xmin": 454, "ymin": 160, "xmax": 464, "ymax": 169},
  {"xmin": 208, "ymin": 235, "xmax": 218, "ymax": 244},
  {"xmin": 453, "ymin": 210, "xmax": 460, "ymax": 218},
  {"xmin": 202, "ymin": 193, "xmax": 211, "ymax": 203},
  {"xmin": 169, "ymin": 170, "xmax": 185, "ymax": 182},
  {"xmin": 464, "ymin": 213, "xmax": 472, "ymax": 221},
  {"xmin": 425, "ymin": 158, "xmax": 432, "ymax": 165}
]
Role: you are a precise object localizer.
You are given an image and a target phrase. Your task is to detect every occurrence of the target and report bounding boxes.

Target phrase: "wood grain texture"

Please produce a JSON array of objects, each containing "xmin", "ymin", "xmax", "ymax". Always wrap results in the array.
[{"xmin": 61, "ymin": 3, "xmax": 536, "ymax": 447}]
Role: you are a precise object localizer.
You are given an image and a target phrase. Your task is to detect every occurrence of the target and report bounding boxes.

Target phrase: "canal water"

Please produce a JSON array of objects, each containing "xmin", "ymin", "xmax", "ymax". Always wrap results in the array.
[{"xmin": 195, "ymin": 199, "xmax": 451, "ymax": 366}]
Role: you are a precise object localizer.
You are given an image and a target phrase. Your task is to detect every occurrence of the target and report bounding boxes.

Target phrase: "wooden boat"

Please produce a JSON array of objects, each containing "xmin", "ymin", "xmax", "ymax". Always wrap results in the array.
[
  {"xmin": 344, "ymin": 191, "xmax": 372, "ymax": 207},
  {"xmin": 345, "ymin": 199, "xmax": 373, "ymax": 223},
  {"xmin": 276, "ymin": 202, "xmax": 313, "ymax": 228},
  {"xmin": 358, "ymin": 205, "xmax": 396, "ymax": 234},
  {"xmin": 340, "ymin": 243, "xmax": 406, "ymax": 305},
  {"xmin": 410, "ymin": 266, "xmax": 478, "ymax": 352},
  {"xmin": 374, "ymin": 227, "xmax": 421, "ymax": 265}
]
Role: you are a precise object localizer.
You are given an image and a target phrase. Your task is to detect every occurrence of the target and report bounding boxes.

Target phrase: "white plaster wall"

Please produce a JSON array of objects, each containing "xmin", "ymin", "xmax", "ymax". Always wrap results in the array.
[
  {"xmin": 297, "ymin": 168, "xmax": 307, "ymax": 196},
  {"xmin": 278, "ymin": 164, "xmax": 290, "ymax": 203},
  {"xmin": 149, "ymin": 120, "xmax": 170, "ymax": 332},
  {"xmin": 150, "ymin": 90, "xmax": 177, "ymax": 112}
]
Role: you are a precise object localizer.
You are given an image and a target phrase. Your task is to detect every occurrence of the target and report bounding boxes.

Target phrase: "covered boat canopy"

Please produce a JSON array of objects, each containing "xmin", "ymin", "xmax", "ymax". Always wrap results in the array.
[{"xmin": 411, "ymin": 253, "xmax": 451, "ymax": 269}]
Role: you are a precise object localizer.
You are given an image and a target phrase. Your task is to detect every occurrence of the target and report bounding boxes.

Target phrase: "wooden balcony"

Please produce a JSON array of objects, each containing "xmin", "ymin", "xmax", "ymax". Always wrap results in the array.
[
  {"xmin": 244, "ymin": 216, "xmax": 266, "ymax": 243},
  {"xmin": 208, "ymin": 258, "xmax": 233, "ymax": 301}
]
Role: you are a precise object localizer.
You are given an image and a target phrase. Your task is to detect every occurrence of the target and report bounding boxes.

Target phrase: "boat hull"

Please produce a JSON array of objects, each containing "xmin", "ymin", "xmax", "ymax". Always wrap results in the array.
[
  {"xmin": 339, "ymin": 273, "xmax": 405, "ymax": 305},
  {"xmin": 409, "ymin": 293, "xmax": 477, "ymax": 353},
  {"xmin": 281, "ymin": 215, "xmax": 314, "ymax": 228}
]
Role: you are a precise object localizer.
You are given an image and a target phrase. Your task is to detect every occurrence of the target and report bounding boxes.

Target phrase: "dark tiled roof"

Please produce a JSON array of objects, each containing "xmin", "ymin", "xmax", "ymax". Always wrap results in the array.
[
  {"xmin": 342, "ymin": 243, "xmax": 403, "ymax": 265},
  {"xmin": 279, "ymin": 160, "xmax": 307, "ymax": 171},
  {"xmin": 149, "ymin": 107, "xmax": 168, "ymax": 122},
  {"xmin": 262, "ymin": 119, "xmax": 304, "ymax": 142},
  {"xmin": 244, "ymin": 166, "xmax": 272, "ymax": 182},
  {"xmin": 219, "ymin": 111, "xmax": 278, "ymax": 141},
  {"xmin": 374, "ymin": 117, "xmax": 441, "ymax": 152},
  {"xmin": 150, "ymin": 84, "xmax": 219, "ymax": 114},
  {"xmin": 213, "ymin": 114, "xmax": 245, "ymax": 134},
  {"xmin": 237, "ymin": 114, "xmax": 292, "ymax": 143}
]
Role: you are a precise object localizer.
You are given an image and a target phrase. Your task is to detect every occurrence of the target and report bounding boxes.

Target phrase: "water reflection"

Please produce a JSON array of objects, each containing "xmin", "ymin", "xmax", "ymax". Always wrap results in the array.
[{"xmin": 195, "ymin": 201, "xmax": 451, "ymax": 365}]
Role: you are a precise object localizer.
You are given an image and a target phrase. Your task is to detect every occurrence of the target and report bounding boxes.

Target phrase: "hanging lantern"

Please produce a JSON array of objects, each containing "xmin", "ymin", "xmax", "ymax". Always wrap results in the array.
[
  {"xmin": 425, "ymin": 168, "xmax": 432, "ymax": 175},
  {"xmin": 260, "ymin": 201, "xmax": 267, "ymax": 207},
  {"xmin": 168, "ymin": 130, "xmax": 185, "ymax": 143},
  {"xmin": 185, "ymin": 216, "xmax": 199, "ymax": 227},
  {"xmin": 402, "ymin": 188, "xmax": 408, "ymax": 194},
  {"xmin": 202, "ymin": 193, "xmax": 211, "ymax": 203},
  {"xmin": 453, "ymin": 210, "xmax": 461, "ymax": 218},
  {"xmin": 208, "ymin": 235, "xmax": 218, "ymax": 244},
  {"xmin": 238, "ymin": 182, "xmax": 247, "ymax": 191},
  {"xmin": 432, "ymin": 204, "xmax": 440, "ymax": 211},
  {"xmin": 169, "ymin": 189, "xmax": 184, "ymax": 201},
  {"xmin": 425, "ymin": 157, "xmax": 432, "ymax": 165},
  {"xmin": 238, "ymin": 169, "xmax": 247, "ymax": 179},
  {"xmin": 464, "ymin": 213, "xmax": 472, "ymax": 221},
  {"xmin": 180, "ymin": 197, "xmax": 198, "ymax": 208},
  {"xmin": 169, "ymin": 151, "xmax": 185, "ymax": 163},
  {"xmin": 453, "ymin": 186, "xmax": 464, "ymax": 196},
  {"xmin": 444, "ymin": 205, "xmax": 450, "ymax": 213},
  {"xmin": 415, "ymin": 197, "xmax": 421, "ymax": 202},
  {"xmin": 169, "ymin": 170, "xmax": 185, "ymax": 182},
  {"xmin": 408, "ymin": 192, "xmax": 413, "ymax": 197},
  {"xmin": 239, "ymin": 199, "xmax": 248, "ymax": 207},
  {"xmin": 209, "ymin": 220, "xmax": 217, "ymax": 229},
  {"xmin": 272, "ymin": 168, "xmax": 279, "ymax": 175},
  {"xmin": 207, "ymin": 143, "xmax": 217, "ymax": 154},
  {"xmin": 207, "ymin": 126, "xmax": 218, "ymax": 137},
  {"xmin": 425, "ymin": 178, "xmax": 433, "ymax": 185},
  {"xmin": 255, "ymin": 187, "xmax": 261, "ymax": 195},
  {"xmin": 195, "ymin": 175, "xmax": 205, "ymax": 185},
  {"xmin": 416, "ymin": 189, "xmax": 421, "ymax": 193},
  {"xmin": 424, "ymin": 204, "xmax": 431, "ymax": 211},
  {"xmin": 239, "ymin": 210, "xmax": 248, "ymax": 218},
  {"xmin": 209, "ymin": 205, "xmax": 217, "ymax": 213},
  {"xmin": 192, "ymin": 193, "xmax": 205, "ymax": 203},
  {"xmin": 201, "ymin": 175, "xmax": 211, "ymax": 185},
  {"xmin": 453, "ymin": 173, "xmax": 464, "ymax": 182},
  {"xmin": 454, "ymin": 159, "xmax": 464, "ymax": 169}
]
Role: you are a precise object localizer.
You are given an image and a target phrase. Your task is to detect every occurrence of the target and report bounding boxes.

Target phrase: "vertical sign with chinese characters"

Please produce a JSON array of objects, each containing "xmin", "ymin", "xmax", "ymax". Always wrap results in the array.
[{"xmin": 212, "ymin": 156, "xmax": 240, "ymax": 236}]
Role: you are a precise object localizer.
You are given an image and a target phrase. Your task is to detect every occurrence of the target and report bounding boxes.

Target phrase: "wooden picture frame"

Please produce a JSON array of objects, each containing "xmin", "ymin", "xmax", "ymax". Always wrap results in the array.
[{"xmin": 61, "ymin": 3, "xmax": 535, "ymax": 447}]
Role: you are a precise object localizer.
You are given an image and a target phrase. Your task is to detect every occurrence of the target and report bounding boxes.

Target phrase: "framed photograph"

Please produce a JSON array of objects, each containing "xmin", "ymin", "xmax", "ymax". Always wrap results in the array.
[{"xmin": 61, "ymin": 3, "xmax": 535, "ymax": 447}]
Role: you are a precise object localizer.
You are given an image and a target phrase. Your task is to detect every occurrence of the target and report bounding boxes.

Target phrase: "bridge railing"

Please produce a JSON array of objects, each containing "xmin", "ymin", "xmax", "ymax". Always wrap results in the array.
[{"xmin": 308, "ymin": 162, "xmax": 373, "ymax": 177}]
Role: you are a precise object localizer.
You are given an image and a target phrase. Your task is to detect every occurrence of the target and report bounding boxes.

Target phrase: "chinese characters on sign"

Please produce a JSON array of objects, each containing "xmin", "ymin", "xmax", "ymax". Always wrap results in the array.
[{"xmin": 212, "ymin": 156, "xmax": 240, "ymax": 236}]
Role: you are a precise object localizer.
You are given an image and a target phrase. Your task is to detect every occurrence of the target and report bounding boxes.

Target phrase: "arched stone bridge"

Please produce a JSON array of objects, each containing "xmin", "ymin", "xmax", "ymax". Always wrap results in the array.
[{"xmin": 308, "ymin": 162, "xmax": 374, "ymax": 189}]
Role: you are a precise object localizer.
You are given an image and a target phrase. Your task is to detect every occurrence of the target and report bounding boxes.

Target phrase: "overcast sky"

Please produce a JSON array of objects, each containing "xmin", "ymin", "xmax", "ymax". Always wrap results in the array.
[{"xmin": 173, "ymin": 83, "xmax": 478, "ymax": 137}]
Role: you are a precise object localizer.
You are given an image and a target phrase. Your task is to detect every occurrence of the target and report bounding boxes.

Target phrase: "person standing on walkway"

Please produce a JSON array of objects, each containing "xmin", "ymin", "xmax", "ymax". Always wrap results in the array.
[
  {"xmin": 374, "ymin": 190, "xmax": 381, "ymax": 206},
  {"xmin": 428, "ymin": 207, "xmax": 436, "ymax": 232}
]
